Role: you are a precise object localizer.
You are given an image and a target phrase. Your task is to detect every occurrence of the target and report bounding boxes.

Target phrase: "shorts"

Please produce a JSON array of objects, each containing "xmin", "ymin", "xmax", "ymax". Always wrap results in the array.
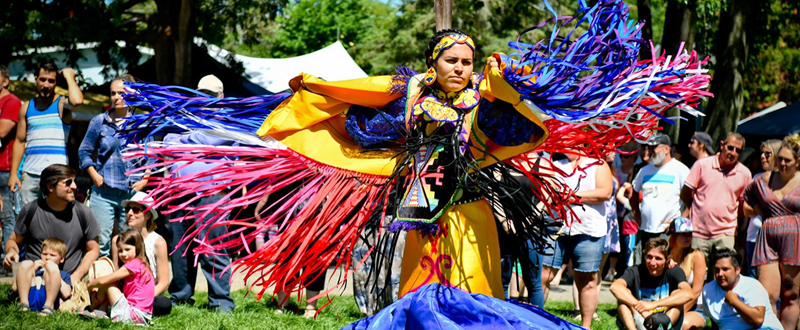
[
  {"xmin": 541, "ymin": 234, "xmax": 603, "ymax": 272},
  {"xmin": 27, "ymin": 275, "xmax": 69, "ymax": 311},
  {"xmin": 28, "ymin": 281, "xmax": 60, "ymax": 311},
  {"xmin": 110, "ymin": 294, "xmax": 152, "ymax": 325}
]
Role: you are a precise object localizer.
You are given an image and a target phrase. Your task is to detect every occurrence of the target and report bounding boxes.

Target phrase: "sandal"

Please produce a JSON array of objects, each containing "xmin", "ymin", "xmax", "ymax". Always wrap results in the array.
[
  {"xmin": 38, "ymin": 306, "xmax": 55, "ymax": 316},
  {"xmin": 80, "ymin": 309, "xmax": 109, "ymax": 319},
  {"xmin": 303, "ymin": 307, "xmax": 317, "ymax": 319},
  {"xmin": 18, "ymin": 302, "xmax": 30, "ymax": 312}
]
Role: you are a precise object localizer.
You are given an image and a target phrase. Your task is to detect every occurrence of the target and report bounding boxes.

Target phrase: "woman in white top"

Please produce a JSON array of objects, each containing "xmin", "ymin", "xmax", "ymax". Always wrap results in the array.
[
  {"xmin": 540, "ymin": 152, "xmax": 613, "ymax": 328},
  {"xmin": 667, "ymin": 217, "xmax": 706, "ymax": 330},
  {"xmin": 111, "ymin": 191, "xmax": 171, "ymax": 316}
]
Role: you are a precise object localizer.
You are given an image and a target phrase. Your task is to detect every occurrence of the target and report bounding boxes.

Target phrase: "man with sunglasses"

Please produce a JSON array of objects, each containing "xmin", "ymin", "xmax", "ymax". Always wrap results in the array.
[
  {"xmin": 8, "ymin": 62, "xmax": 83, "ymax": 205},
  {"xmin": 681, "ymin": 132, "xmax": 752, "ymax": 260},
  {"xmin": 631, "ymin": 134, "xmax": 690, "ymax": 254},
  {"xmin": 3, "ymin": 164, "xmax": 100, "ymax": 290}
]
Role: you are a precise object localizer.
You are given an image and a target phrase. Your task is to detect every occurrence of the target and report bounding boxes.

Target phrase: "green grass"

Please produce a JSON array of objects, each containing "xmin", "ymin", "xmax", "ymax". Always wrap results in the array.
[{"xmin": 0, "ymin": 284, "xmax": 618, "ymax": 329}]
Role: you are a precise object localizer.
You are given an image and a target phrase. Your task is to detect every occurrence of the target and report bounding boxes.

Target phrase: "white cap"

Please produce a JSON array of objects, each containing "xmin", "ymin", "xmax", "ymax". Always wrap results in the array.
[
  {"xmin": 122, "ymin": 191, "xmax": 158, "ymax": 220},
  {"xmin": 197, "ymin": 74, "xmax": 223, "ymax": 94}
]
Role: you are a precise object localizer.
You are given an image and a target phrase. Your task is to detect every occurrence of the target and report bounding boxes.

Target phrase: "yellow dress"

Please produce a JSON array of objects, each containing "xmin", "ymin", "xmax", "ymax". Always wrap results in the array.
[{"xmin": 255, "ymin": 59, "xmax": 549, "ymax": 299}]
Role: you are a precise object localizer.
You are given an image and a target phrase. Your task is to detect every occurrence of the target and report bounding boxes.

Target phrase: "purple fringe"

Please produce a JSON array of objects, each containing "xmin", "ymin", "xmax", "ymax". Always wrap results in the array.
[
  {"xmin": 387, "ymin": 220, "xmax": 440, "ymax": 235},
  {"xmin": 389, "ymin": 66, "xmax": 417, "ymax": 95}
]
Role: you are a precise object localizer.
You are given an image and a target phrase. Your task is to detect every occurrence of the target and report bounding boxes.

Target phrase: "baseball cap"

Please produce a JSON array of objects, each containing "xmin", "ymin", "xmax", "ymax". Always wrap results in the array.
[
  {"xmin": 645, "ymin": 133, "xmax": 671, "ymax": 147},
  {"xmin": 692, "ymin": 132, "xmax": 715, "ymax": 155},
  {"xmin": 197, "ymin": 75, "xmax": 224, "ymax": 95},
  {"xmin": 669, "ymin": 217, "xmax": 693, "ymax": 234},
  {"xmin": 644, "ymin": 312, "xmax": 672, "ymax": 330}
]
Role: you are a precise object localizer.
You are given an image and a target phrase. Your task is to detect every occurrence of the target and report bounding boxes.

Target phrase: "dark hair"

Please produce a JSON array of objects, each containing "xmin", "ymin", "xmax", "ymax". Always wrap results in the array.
[
  {"xmin": 0, "ymin": 65, "xmax": 9, "ymax": 81},
  {"xmin": 643, "ymin": 237, "xmax": 669, "ymax": 258},
  {"xmin": 35, "ymin": 62, "xmax": 59, "ymax": 78},
  {"xmin": 117, "ymin": 229, "xmax": 153, "ymax": 279},
  {"xmin": 710, "ymin": 248, "xmax": 740, "ymax": 269},
  {"xmin": 40, "ymin": 164, "xmax": 75, "ymax": 195},
  {"xmin": 424, "ymin": 29, "xmax": 473, "ymax": 67}
]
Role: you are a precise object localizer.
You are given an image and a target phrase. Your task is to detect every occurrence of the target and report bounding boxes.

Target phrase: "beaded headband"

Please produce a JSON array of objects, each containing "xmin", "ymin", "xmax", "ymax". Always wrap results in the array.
[{"xmin": 431, "ymin": 34, "xmax": 475, "ymax": 62}]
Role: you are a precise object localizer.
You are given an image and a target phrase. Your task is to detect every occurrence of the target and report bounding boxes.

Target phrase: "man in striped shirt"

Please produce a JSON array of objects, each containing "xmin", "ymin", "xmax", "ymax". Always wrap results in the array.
[{"xmin": 8, "ymin": 62, "xmax": 83, "ymax": 204}]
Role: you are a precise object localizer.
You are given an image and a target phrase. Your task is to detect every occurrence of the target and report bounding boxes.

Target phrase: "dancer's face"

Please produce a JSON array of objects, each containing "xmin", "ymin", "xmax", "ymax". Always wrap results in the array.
[{"xmin": 433, "ymin": 43, "xmax": 474, "ymax": 93}]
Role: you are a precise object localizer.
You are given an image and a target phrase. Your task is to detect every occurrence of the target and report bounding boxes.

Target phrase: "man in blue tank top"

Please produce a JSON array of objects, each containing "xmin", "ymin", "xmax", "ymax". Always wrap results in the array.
[{"xmin": 8, "ymin": 62, "xmax": 83, "ymax": 204}]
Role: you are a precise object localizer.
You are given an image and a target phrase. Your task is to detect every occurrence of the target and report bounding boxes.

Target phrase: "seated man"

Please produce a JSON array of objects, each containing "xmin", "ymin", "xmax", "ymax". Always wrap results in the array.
[
  {"xmin": 702, "ymin": 248, "xmax": 782, "ymax": 330},
  {"xmin": 15, "ymin": 237, "xmax": 72, "ymax": 315},
  {"xmin": 611, "ymin": 237, "xmax": 693, "ymax": 330},
  {"xmin": 3, "ymin": 164, "xmax": 101, "ymax": 295}
]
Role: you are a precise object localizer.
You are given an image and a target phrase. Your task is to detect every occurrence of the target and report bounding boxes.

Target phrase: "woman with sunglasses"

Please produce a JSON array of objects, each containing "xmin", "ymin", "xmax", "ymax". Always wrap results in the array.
[
  {"xmin": 745, "ymin": 133, "xmax": 800, "ymax": 329},
  {"xmin": 110, "ymin": 191, "xmax": 171, "ymax": 316},
  {"xmin": 743, "ymin": 139, "xmax": 782, "ymax": 278}
]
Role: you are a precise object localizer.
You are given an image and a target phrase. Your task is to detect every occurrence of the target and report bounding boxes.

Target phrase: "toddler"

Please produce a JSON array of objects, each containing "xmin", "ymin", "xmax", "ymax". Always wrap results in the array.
[{"xmin": 15, "ymin": 237, "xmax": 72, "ymax": 315}]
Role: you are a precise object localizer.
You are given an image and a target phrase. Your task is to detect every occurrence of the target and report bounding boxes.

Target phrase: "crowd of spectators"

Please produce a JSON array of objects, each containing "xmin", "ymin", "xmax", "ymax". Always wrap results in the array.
[
  {"xmin": 1, "ymin": 61, "xmax": 799, "ymax": 330},
  {"xmin": 505, "ymin": 126, "xmax": 800, "ymax": 330}
]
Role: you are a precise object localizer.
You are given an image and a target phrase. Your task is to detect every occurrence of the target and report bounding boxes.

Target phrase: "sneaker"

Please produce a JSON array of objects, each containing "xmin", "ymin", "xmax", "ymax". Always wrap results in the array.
[
  {"xmin": 303, "ymin": 308, "xmax": 317, "ymax": 319},
  {"xmin": 215, "ymin": 306, "xmax": 233, "ymax": 314},
  {"xmin": 603, "ymin": 273, "xmax": 615, "ymax": 282}
]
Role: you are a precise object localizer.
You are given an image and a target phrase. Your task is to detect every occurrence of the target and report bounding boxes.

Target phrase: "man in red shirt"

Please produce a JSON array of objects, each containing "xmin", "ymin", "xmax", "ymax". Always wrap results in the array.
[{"xmin": 0, "ymin": 65, "xmax": 21, "ymax": 274}]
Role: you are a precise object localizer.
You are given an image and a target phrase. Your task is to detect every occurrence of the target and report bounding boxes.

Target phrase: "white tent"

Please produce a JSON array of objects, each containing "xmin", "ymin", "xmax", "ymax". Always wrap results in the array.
[{"xmin": 206, "ymin": 41, "xmax": 368, "ymax": 94}]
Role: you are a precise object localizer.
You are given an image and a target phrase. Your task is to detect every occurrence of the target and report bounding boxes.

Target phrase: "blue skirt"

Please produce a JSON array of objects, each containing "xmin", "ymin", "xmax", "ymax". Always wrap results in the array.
[{"xmin": 342, "ymin": 284, "xmax": 584, "ymax": 330}]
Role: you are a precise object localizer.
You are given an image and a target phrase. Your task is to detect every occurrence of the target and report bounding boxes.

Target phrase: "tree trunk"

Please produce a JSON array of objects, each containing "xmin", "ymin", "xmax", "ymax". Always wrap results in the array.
[
  {"xmin": 173, "ymin": 0, "xmax": 193, "ymax": 87},
  {"xmin": 660, "ymin": 0, "xmax": 697, "ymax": 151},
  {"xmin": 637, "ymin": 0, "xmax": 653, "ymax": 60},
  {"xmin": 702, "ymin": 0, "xmax": 752, "ymax": 144},
  {"xmin": 152, "ymin": 0, "xmax": 194, "ymax": 85},
  {"xmin": 434, "ymin": 0, "xmax": 452, "ymax": 31}
]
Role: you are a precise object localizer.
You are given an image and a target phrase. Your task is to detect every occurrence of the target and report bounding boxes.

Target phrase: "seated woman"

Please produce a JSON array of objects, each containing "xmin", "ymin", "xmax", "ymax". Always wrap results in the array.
[
  {"xmin": 111, "ymin": 191, "xmax": 171, "ymax": 316},
  {"xmin": 667, "ymin": 217, "xmax": 706, "ymax": 330}
]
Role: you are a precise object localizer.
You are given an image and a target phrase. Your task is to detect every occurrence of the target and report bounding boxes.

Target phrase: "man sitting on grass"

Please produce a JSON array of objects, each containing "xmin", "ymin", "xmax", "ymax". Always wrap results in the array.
[
  {"xmin": 702, "ymin": 248, "xmax": 782, "ymax": 330},
  {"xmin": 611, "ymin": 237, "xmax": 693, "ymax": 330},
  {"xmin": 15, "ymin": 237, "xmax": 72, "ymax": 315}
]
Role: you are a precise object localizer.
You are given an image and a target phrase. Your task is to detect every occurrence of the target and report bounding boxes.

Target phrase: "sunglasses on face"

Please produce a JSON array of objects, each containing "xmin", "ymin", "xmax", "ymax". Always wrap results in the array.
[
  {"xmin": 725, "ymin": 145, "xmax": 744, "ymax": 154},
  {"xmin": 762, "ymin": 151, "xmax": 772, "ymax": 158},
  {"xmin": 59, "ymin": 179, "xmax": 74, "ymax": 187},
  {"xmin": 125, "ymin": 206, "xmax": 144, "ymax": 214}
]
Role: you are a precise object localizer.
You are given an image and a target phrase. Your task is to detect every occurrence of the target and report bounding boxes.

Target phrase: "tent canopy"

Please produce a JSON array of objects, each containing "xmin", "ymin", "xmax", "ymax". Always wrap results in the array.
[
  {"xmin": 737, "ymin": 101, "xmax": 800, "ymax": 141},
  {"xmin": 206, "ymin": 41, "xmax": 368, "ymax": 94}
]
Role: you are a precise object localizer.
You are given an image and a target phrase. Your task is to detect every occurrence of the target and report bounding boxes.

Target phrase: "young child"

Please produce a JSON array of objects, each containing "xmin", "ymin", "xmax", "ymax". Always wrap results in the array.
[
  {"xmin": 88, "ymin": 229, "xmax": 155, "ymax": 325},
  {"xmin": 15, "ymin": 237, "xmax": 72, "ymax": 315}
]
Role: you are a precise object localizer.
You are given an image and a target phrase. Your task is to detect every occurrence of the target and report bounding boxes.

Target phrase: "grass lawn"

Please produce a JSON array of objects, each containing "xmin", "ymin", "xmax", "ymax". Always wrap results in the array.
[{"xmin": 0, "ymin": 284, "xmax": 619, "ymax": 329}]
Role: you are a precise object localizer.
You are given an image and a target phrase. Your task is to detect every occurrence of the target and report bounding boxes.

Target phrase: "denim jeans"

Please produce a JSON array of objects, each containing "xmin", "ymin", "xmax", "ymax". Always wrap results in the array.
[
  {"xmin": 745, "ymin": 241, "xmax": 757, "ymax": 278},
  {"xmin": 501, "ymin": 239, "xmax": 545, "ymax": 307},
  {"xmin": 20, "ymin": 172, "xmax": 40, "ymax": 205},
  {"xmin": 90, "ymin": 185, "xmax": 134, "ymax": 257},
  {"xmin": 167, "ymin": 194, "xmax": 235, "ymax": 310},
  {"xmin": 0, "ymin": 172, "xmax": 14, "ymax": 259}
]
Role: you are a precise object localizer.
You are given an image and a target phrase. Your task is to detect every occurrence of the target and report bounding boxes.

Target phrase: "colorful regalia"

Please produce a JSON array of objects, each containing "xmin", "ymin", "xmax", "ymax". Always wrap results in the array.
[{"xmin": 118, "ymin": 0, "xmax": 711, "ymax": 328}]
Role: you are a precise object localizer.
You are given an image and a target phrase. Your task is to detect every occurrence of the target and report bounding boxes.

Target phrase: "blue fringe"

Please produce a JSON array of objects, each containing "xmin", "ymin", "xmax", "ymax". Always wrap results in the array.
[
  {"xmin": 119, "ymin": 82, "xmax": 290, "ymax": 143},
  {"xmin": 501, "ymin": 0, "xmax": 646, "ymax": 122}
]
